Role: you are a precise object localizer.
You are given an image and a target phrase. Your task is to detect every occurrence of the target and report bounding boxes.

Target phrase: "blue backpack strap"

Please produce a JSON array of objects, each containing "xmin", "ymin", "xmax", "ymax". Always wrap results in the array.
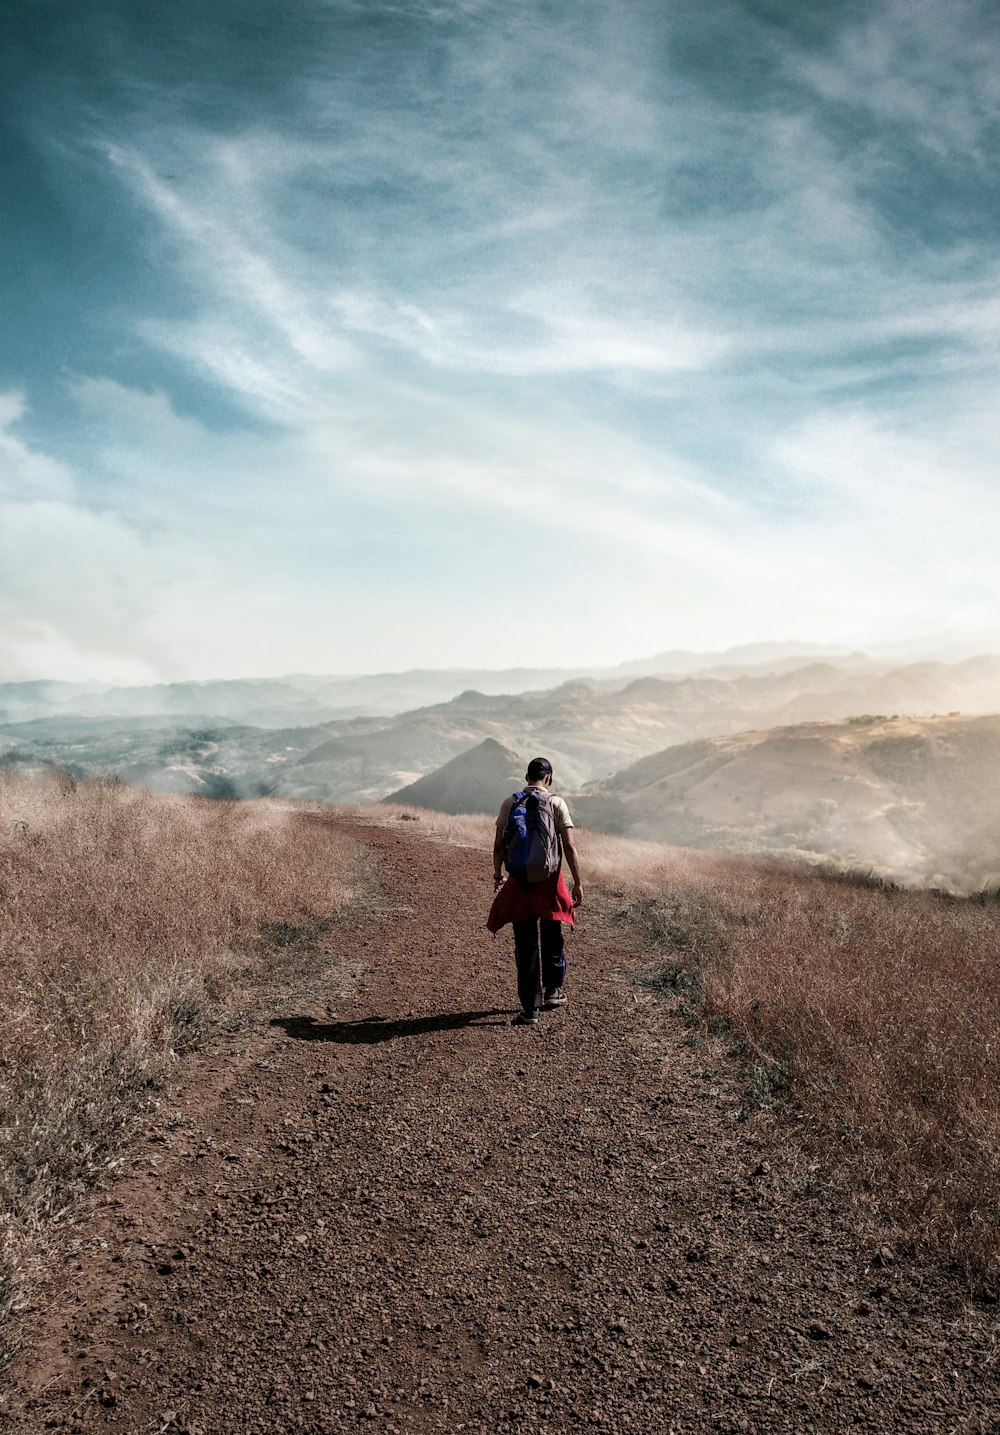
[
  {"xmin": 503, "ymin": 790, "xmax": 532, "ymax": 888},
  {"xmin": 502, "ymin": 791, "xmax": 525, "ymax": 846}
]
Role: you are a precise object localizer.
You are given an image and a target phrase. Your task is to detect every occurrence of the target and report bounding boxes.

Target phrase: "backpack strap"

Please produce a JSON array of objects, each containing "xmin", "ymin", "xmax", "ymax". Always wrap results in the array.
[{"xmin": 501, "ymin": 792, "xmax": 524, "ymax": 851}]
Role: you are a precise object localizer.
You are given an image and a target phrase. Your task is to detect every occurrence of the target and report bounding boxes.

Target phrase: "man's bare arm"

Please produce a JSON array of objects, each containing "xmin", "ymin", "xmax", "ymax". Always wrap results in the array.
[
  {"xmin": 493, "ymin": 836, "xmax": 505, "ymax": 881},
  {"xmin": 562, "ymin": 829, "xmax": 583, "ymax": 906},
  {"xmin": 493, "ymin": 817, "xmax": 506, "ymax": 883}
]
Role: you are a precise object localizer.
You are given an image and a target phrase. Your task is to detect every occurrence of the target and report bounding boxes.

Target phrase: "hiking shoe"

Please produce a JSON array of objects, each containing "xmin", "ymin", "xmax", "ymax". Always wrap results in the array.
[
  {"xmin": 543, "ymin": 987, "xmax": 567, "ymax": 1007},
  {"xmin": 512, "ymin": 1008, "xmax": 540, "ymax": 1026}
]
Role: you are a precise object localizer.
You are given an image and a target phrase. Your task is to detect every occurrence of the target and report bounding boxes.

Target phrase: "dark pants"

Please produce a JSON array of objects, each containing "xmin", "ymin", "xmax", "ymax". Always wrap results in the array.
[{"xmin": 512, "ymin": 918, "xmax": 567, "ymax": 1012}]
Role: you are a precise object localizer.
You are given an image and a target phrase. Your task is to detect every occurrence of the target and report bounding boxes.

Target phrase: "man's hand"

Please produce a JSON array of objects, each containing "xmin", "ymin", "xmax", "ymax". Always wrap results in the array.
[
  {"xmin": 572, "ymin": 881, "xmax": 584, "ymax": 908},
  {"xmin": 493, "ymin": 872, "xmax": 505, "ymax": 889}
]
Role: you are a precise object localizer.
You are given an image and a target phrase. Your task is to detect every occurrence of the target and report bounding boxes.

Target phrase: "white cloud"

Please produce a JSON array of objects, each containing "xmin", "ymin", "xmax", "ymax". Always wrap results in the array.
[
  {"xmin": 105, "ymin": 144, "xmax": 357, "ymax": 419},
  {"xmin": 0, "ymin": 392, "xmax": 76, "ymax": 501},
  {"xmin": 769, "ymin": 403, "xmax": 1000, "ymax": 633},
  {"xmin": 3, "ymin": 363, "xmax": 998, "ymax": 681},
  {"xmin": 790, "ymin": 1, "xmax": 1000, "ymax": 158},
  {"xmin": 331, "ymin": 285, "xmax": 729, "ymax": 377},
  {"xmin": 0, "ymin": 496, "xmax": 179, "ymax": 678},
  {"xmin": 0, "ymin": 616, "xmax": 155, "ymax": 686},
  {"xmin": 0, "ymin": 378, "xmax": 814, "ymax": 678}
]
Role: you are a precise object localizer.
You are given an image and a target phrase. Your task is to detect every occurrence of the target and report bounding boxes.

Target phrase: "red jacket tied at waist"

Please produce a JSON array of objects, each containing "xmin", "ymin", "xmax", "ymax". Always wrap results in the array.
[{"xmin": 487, "ymin": 871, "xmax": 575, "ymax": 933}]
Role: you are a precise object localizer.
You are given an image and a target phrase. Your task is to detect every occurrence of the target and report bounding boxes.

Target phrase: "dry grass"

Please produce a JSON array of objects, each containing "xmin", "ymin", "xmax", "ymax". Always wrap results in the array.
[
  {"xmin": 590, "ymin": 837, "xmax": 1000, "ymax": 1279},
  {"xmin": 20, "ymin": 775, "xmax": 991, "ymax": 1293},
  {"xmin": 384, "ymin": 805, "xmax": 1000, "ymax": 1277},
  {"xmin": 0, "ymin": 775, "xmax": 358, "ymax": 1348},
  {"xmin": 345, "ymin": 803, "xmax": 495, "ymax": 849}
]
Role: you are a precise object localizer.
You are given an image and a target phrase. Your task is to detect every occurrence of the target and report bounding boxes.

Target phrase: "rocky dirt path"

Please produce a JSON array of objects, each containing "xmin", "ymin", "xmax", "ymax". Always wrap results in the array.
[{"xmin": 4, "ymin": 814, "xmax": 998, "ymax": 1434}]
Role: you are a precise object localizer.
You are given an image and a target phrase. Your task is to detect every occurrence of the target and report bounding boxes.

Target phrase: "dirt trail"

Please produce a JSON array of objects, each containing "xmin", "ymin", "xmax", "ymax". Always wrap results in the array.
[{"xmin": 5, "ymin": 815, "xmax": 998, "ymax": 1434}]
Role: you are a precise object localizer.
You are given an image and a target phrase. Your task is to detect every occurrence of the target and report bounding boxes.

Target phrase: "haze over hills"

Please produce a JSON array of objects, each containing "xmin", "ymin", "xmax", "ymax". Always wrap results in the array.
[
  {"xmin": 574, "ymin": 714, "xmax": 1000, "ymax": 889},
  {"xmin": 0, "ymin": 643, "xmax": 881, "ymax": 727},
  {"xmin": 386, "ymin": 716, "xmax": 1000, "ymax": 890},
  {"xmin": 6, "ymin": 653, "xmax": 1000, "ymax": 815},
  {"xmin": 0, "ymin": 716, "xmax": 329, "ymax": 799},
  {"xmin": 288, "ymin": 655, "xmax": 1000, "ymax": 801},
  {"xmin": 0, "ymin": 670, "xmax": 587, "ymax": 727}
]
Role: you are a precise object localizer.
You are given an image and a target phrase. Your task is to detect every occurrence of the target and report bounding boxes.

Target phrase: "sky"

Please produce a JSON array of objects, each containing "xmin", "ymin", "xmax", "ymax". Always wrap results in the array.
[{"xmin": 2, "ymin": 0, "xmax": 999, "ymax": 683}]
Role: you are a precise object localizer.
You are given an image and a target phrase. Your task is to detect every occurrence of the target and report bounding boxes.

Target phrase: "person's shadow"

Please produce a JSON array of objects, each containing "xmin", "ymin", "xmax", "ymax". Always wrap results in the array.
[{"xmin": 270, "ymin": 1010, "xmax": 510, "ymax": 1045}]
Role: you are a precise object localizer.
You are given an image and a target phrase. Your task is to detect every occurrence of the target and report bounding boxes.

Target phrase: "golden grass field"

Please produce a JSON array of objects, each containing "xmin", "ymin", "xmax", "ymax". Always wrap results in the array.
[
  {"xmin": 600, "ymin": 845, "xmax": 1000, "ymax": 1277},
  {"xmin": 0, "ymin": 775, "xmax": 358, "ymax": 1342}
]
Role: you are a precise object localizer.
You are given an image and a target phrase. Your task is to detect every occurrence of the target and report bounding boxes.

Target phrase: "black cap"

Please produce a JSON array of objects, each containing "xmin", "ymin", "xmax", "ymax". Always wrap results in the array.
[{"xmin": 525, "ymin": 757, "xmax": 553, "ymax": 782}]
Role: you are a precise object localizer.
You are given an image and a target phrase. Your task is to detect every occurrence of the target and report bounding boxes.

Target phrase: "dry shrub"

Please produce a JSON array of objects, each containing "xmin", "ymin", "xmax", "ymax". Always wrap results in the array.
[
  {"xmin": 589, "ymin": 834, "xmax": 1000, "ymax": 1277},
  {"xmin": 0, "ymin": 775, "xmax": 357, "ymax": 1346}
]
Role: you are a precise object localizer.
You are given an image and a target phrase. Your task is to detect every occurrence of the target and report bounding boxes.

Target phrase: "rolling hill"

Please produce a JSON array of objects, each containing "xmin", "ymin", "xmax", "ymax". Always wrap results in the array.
[
  {"xmin": 284, "ymin": 655, "xmax": 1000, "ymax": 801},
  {"xmin": 0, "ymin": 643, "xmax": 863, "ymax": 727},
  {"xmin": 386, "ymin": 738, "xmax": 524, "ymax": 815},
  {"xmin": 5, "ymin": 656, "xmax": 1000, "ymax": 823},
  {"xmin": 574, "ymin": 713, "xmax": 1000, "ymax": 888}
]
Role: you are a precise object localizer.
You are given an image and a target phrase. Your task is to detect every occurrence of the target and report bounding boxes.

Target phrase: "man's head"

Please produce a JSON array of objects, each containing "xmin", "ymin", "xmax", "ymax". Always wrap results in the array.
[{"xmin": 525, "ymin": 756, "xmax": 553, "ymax": 787}]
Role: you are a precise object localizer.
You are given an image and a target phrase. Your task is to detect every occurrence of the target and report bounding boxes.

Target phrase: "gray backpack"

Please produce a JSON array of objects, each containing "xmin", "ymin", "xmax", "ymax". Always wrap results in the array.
[{"xmin": 502, "ymin": 788, "xmax": 561, "ymax": 885}]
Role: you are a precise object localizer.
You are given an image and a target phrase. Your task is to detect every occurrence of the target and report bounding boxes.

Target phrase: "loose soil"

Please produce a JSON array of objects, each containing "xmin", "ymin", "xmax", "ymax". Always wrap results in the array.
[{"xmin": 3, "ymin": 814, "xmax": 998, "ymax": 1434}]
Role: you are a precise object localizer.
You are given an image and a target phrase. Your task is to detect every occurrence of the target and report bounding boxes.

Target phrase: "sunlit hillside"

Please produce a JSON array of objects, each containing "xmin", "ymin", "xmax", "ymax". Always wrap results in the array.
[
  {"xmin": 573, "ymin": 713, "xmax": 1000, "ymax": 889},
  {"xmin": 592, "ymin": 836, "xmax": 1000, "ymax": 1275}
]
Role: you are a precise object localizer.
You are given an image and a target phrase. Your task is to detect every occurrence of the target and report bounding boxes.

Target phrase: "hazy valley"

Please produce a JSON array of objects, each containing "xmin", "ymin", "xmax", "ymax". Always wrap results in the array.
[
  {"xmin": 575, "ymin": 713, "xmax": 1000, "ymax": 888},
  {"xmin": 5, "ymin": 647, "xmax": 1000, "ymax": 886}
]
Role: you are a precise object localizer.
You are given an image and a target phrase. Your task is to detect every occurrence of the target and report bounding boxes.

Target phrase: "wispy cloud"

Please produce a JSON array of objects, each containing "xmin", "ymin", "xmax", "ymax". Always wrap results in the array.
[
  {"xmin": 0, "ymin": 393, "xmax": 76, "ymax": 501},
  {"xmin": 94, "ymin": 2, "xmax": 1000, "ymax": 415},
  {"xmin": 331, "ymin": 284, "xmax": 730, "ymax": 377},
  {"xmin": 789, "ymin": 0, "xmax": 1000, "ymax": 158},
  {"xmin": 2, "ymin": 1, "xmax": 999, "ymax": 679},
  {"xmin": 104, "ymin": 143, "xmax": 357, "ymax": 420}
]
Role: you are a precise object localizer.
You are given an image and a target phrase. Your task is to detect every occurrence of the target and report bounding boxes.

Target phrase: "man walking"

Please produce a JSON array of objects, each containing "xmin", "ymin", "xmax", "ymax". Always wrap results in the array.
[{"xmin": 487, "ymin": 757, "xmax": 583, "ymax": 1026}]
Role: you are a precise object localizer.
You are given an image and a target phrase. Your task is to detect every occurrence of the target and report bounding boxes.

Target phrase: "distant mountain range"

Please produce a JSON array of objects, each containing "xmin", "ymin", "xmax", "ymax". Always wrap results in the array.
[
  {"xmin": 0, "ymin": 642, "xmax": 865, "ymax": 727},
  {"xmin": 6, "ymin": 635, "xmax": 1000, "ymax": 730},
  {"xmin": 6, "ymin": 653, "xmax": 1000, "ymax": 816},
  {"xmin": 7, "ymin": 646, "xmax": 1000, "ymax": 886}
]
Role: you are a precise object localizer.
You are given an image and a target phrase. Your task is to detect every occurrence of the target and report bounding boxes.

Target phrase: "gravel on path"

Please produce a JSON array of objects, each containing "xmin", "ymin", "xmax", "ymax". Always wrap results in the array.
[{"xmin": 4, "ymin": 814, "xmax": 998, "ymax": 1434}]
